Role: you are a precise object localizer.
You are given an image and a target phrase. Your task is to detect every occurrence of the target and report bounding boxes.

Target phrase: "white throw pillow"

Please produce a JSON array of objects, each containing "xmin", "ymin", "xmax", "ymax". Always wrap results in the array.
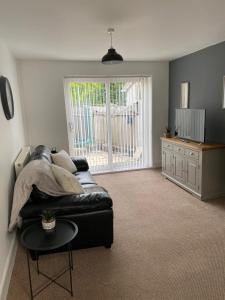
[
  {"xmin": 51, "ymin": 150, "xmax": 77, "ymax": 173},
  {"xmin": 51, "ymin": 164, "xmax": 84, "ymax": 194}
]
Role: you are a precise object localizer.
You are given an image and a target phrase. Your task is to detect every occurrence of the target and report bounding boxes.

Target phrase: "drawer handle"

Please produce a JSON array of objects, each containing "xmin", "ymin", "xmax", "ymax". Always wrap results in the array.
[
  {"xmin": 178, "ymin": 148, "xmax": 181, "ymax": 151},
  {"xmin": 190, "ymin": 152, "xmax": 194, "ymax": 156}
]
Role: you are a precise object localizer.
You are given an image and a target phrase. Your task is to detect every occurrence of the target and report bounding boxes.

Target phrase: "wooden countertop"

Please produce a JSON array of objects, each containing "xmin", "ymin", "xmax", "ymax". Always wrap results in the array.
[{"xmin": 161, "ymin": 137, "xmax": 225, "ymax": 151}]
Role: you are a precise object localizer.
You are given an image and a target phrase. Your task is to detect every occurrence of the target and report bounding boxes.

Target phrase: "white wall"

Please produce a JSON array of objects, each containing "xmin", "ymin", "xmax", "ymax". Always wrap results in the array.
[
  {"xmin": 18, "ymin": 60, "xmax": 168, "ymax": 167},
  {"xmin": 0, "ymin": 41, "xmax": 26, "ymax": 299}
]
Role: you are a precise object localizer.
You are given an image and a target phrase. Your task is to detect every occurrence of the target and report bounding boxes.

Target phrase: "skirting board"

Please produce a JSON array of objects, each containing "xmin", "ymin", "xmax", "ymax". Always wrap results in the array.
[
  {"xmin": 0, "ymin": 234, "xmax": 18, "ymax": 300},
  {"xmin": 152, "ymin": 160, "xmax": 162, "ymax": 168}
]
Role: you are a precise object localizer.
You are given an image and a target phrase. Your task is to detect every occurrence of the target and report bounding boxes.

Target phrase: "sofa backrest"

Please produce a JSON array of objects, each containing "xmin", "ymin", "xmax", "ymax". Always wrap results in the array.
[{"xmin": 29, "ymin": 145, "xmax": 52, "ymax": 163}]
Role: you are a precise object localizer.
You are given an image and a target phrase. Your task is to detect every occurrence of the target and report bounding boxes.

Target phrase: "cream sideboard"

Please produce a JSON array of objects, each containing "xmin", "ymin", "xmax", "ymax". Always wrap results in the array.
[{"xmin": 161, "ymin": 137, "xmax": 225, "ymax": 200}]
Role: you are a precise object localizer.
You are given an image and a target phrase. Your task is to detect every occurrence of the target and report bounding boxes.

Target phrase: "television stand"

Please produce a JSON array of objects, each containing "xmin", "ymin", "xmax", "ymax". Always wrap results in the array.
[{"xmin": 161, "ymin": 137, "xmax": 225, "ymax": 200}]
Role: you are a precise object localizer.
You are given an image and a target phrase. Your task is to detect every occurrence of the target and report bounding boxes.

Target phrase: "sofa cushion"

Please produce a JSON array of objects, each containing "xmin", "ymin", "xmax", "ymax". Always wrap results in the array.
[
  {"xmin": 20, "ymin": 190, "xmax": 112, "ymax": 218},
  {"xmin": 29, "ymin": 185, "xmax": 55, "ymax": 202},
  {"xmin": 51, "ymin": 150, "xmax": 77, "ymax": 173},
  {"xmin": 83, "ymin": 185, "xmax": 108, "ymax": 193},
  {"xmin": 51, "ymin": 164, "xmax": 84, "ymax": 194},
  {"xmin": 75, "ymin": 171, "xmax": 96, "ymax": 185}
]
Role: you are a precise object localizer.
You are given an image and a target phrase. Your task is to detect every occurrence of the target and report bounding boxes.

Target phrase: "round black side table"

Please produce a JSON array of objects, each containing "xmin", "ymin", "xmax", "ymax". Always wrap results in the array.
[{"xmin": 20, "ymin": 219, "xmax": 78, "ymax": 300}]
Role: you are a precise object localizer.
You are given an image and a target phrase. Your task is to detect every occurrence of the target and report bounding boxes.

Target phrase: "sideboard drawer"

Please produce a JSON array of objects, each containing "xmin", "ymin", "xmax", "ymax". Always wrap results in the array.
[
  {"xmin": 162, "ymin": 141, "xmax": 173, "ymax": 150},
  {"xmin": 185, "ymin": 149, "xmax": 199, "ymax": 160},
  {"xmin": 174, "ymin": 145, "xmax": 185, "ymax": 155}
]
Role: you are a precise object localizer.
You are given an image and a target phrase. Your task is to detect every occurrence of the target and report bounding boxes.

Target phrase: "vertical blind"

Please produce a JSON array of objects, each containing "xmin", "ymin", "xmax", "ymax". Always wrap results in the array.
[{"xmin": 64, "ymin": 77, "xmax": 151, "ymax": 173}]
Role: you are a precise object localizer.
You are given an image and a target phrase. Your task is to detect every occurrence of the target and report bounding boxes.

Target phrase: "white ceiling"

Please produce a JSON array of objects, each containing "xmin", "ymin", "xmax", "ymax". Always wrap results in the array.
[{"xmin": 0, "ymin": 0, "xmax": 225, "ymax": 61}]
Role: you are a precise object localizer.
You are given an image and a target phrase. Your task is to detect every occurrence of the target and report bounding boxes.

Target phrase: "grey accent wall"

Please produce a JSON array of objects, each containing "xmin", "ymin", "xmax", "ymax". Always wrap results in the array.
[{"xmin": 169, "ymin": 41, "xmax": 225, "ymax": 143}]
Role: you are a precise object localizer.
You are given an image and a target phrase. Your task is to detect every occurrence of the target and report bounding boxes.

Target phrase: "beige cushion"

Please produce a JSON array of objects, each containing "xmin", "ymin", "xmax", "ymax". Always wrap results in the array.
[
  {"xmin": 51, "ymin": 164, "xmax": 84, "ymax": 194},
  {"xmin": 51, "ymin": 150, "xmax": 77, "ymax": 173}
]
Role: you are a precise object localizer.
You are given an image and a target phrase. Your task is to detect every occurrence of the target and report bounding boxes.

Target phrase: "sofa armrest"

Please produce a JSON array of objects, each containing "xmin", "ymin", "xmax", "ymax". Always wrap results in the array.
[{"xmin": 71, "ymin": 156, "xmax": 89, "ymax": 171}]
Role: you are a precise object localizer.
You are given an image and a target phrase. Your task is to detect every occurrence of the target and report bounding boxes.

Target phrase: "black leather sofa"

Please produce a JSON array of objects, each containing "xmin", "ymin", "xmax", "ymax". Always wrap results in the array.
[{"xmin": 20, "ymin": 146, "xmax": 113, "ymax": 255}]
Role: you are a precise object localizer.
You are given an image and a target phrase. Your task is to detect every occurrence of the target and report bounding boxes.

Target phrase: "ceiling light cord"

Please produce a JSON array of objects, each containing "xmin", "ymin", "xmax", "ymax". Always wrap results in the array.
[
  {"xmin": 110, "ymin": 31, "xmax": 113, "ymax": 48},
  {"xmin": 108, "ymin": 28, "xmax": 114, "ymax": 49}
]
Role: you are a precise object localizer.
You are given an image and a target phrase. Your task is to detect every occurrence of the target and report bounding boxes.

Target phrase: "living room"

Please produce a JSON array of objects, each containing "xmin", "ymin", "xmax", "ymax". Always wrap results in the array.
[{"xmin": 1, "ymin": 1, "xmax": 225, "ymax": 299}]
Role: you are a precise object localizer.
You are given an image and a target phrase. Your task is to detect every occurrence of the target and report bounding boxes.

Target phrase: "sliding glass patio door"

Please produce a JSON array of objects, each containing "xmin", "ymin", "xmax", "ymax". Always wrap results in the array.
[{"xmin": 64, "ymin": 77, "xmax": 151, "ymax": 173}]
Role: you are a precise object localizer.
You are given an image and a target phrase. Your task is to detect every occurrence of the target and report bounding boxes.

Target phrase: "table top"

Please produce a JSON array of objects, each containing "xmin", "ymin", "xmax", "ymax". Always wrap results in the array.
[
  {"xmin": 20, "ymin": 219, "xmax": 78, "ymax": 251},
  {"xmin": 161, "ymin": 137, "xmax": 225, "ymax": 151}
]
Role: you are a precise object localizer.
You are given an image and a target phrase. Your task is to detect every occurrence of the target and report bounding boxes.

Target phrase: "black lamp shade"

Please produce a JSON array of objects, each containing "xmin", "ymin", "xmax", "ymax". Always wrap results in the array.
[{"xmin": 101, "ymin": 48, "xmax": 123, "ymax": 64}]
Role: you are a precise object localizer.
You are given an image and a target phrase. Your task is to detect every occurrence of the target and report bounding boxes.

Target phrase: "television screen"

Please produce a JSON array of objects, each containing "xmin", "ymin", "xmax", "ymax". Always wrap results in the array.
[{"xmin": 175, "ymin": 109, "xmax": 205, "ymax": 143}]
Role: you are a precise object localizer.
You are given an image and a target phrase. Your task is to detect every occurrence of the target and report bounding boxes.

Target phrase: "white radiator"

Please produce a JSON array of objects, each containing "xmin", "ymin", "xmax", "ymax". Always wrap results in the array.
[{"xmin": 15, "ymin": 147, "xmax": 31, "ymax": 178}]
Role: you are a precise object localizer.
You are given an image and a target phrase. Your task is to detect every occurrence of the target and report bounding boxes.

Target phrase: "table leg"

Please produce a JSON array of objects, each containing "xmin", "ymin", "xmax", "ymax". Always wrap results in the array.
[
  {"xmin": 69, "ymin": 244, "xmax": 74, "ymax": 270},
  {"xmin": 68, "ymin": 243, "xmax": 73, "ymax": 296},
  {"xmin": 26, "ymin": 250, "xmax": 33, "ymax": 300},
  {"xmin": 36, "ymin": 251, "xmax": 39, "ymax": 274}
]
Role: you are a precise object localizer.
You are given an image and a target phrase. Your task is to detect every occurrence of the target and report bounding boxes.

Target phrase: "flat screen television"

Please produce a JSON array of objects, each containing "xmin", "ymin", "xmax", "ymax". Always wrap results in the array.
[{"xmin": 175, "ymin": 109, "xmax": 205, "ymax": 143}]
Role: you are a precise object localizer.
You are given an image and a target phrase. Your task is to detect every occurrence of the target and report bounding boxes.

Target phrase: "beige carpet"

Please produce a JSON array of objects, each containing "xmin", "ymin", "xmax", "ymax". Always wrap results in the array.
[{"xmin": 7, "ymin": 169, "xmax": 225, "ymax": 300}]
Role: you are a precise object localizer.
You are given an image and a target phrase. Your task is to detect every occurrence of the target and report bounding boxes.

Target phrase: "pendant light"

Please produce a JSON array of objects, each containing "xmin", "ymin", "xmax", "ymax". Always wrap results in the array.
[{"xmin": 101, "ymin": 28, "xmax": 123, "ymax": 64}]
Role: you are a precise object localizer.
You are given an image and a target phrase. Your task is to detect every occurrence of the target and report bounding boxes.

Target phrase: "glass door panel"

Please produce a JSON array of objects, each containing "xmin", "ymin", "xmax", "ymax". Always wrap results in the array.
[
  {"xmin": 67, "ymin": 81, "xmax": 110, "ymax": 173},
  {"xmin": 110, "ymin": 79, "xmax": 145, "ymax": 171}
]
